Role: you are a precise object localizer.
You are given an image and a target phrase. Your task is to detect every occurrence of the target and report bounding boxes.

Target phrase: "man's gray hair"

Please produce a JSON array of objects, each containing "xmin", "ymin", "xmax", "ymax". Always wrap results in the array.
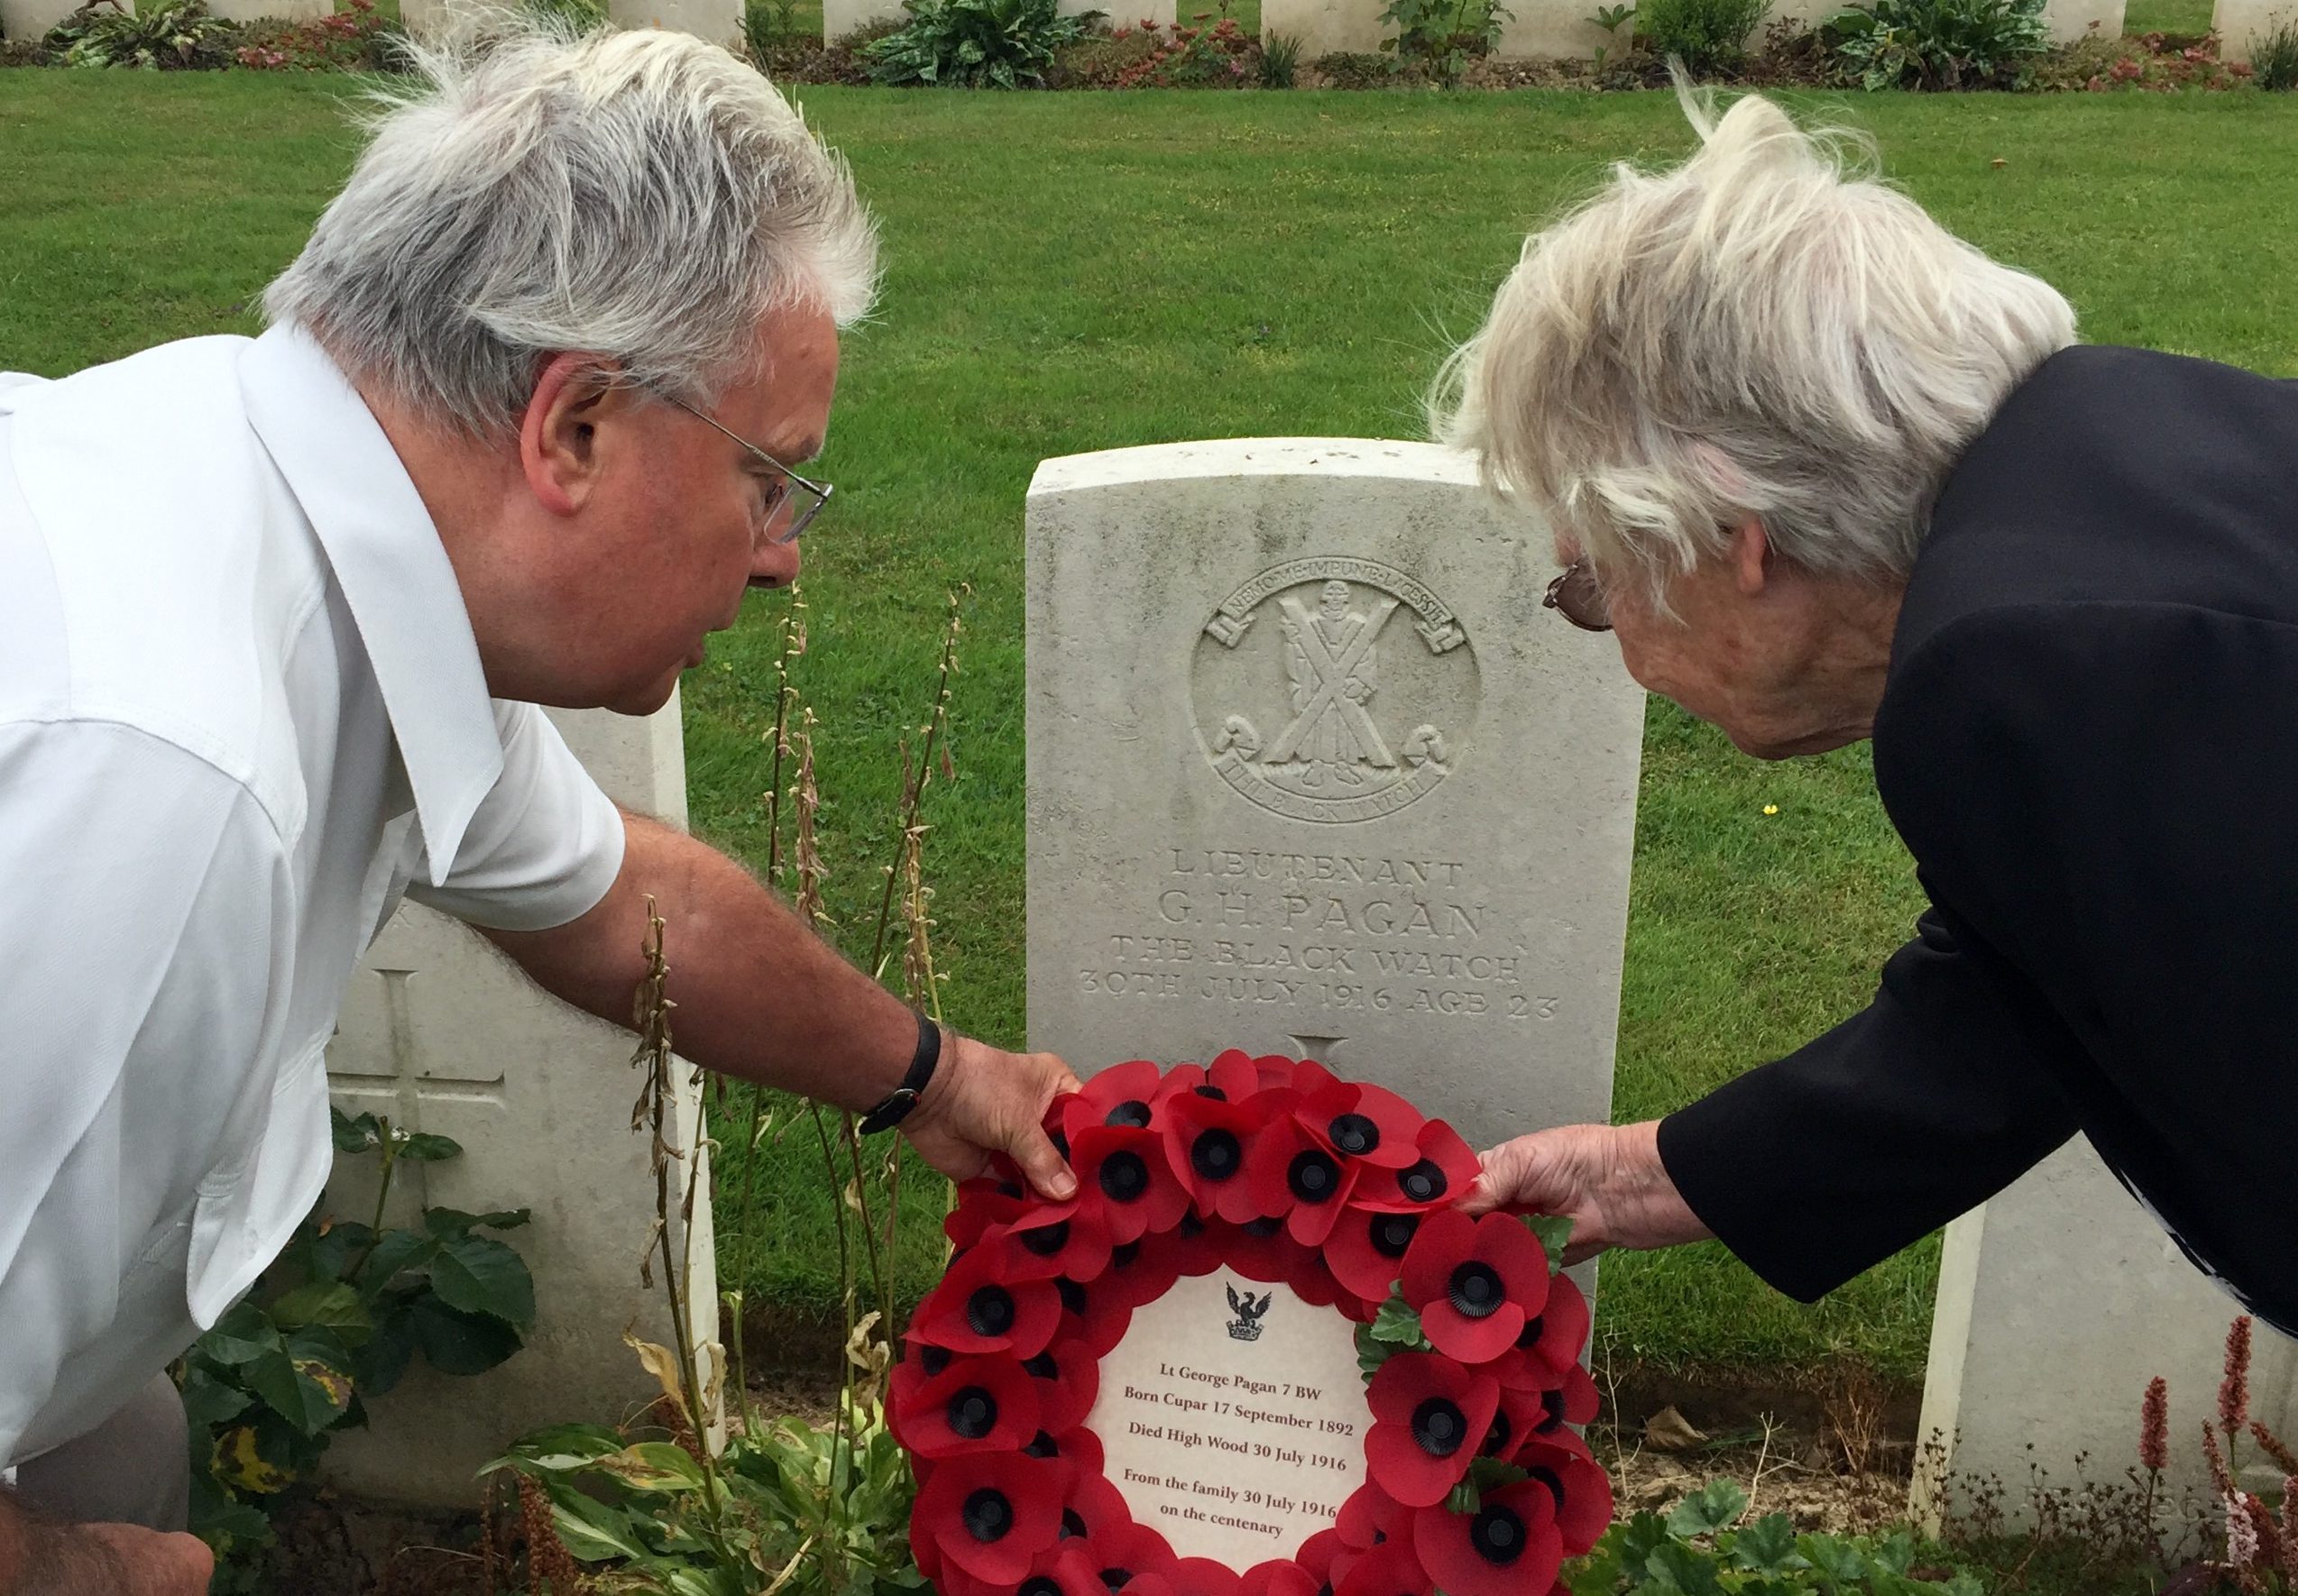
[
  {"xmin": 266, "ymin": 21, "xmax": 878, "ymax": 435},
  {"xmin": 1433, "ymin": 90, "xmax": 2076, "ymax": 601}
]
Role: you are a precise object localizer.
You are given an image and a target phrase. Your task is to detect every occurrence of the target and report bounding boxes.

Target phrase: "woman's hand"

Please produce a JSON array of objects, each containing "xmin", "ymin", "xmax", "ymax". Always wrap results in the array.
[{"xmin": 1462, "ymin": 1120, "xmax": 1712, "ymax": 1264}]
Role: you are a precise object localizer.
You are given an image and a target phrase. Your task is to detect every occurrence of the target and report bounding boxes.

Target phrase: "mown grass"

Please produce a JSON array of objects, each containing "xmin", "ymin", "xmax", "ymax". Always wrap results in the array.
[{"xmin": 7, "ymin": 74, "xmax": 2297, "ymax": 1381}]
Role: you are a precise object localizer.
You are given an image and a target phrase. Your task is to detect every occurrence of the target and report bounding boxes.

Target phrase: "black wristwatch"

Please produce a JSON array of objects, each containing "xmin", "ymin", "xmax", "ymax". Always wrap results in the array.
[{"xmin": 858, "ymin": 1010, "xmax": 944, "ymax": 1135}]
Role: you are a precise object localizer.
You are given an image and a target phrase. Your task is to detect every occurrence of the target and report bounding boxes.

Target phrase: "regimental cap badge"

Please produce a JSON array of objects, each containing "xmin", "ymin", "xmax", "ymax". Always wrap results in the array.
[{"xmin": 1226, "ymin": 1281, "xmax": 1273, "ymax": 1343}]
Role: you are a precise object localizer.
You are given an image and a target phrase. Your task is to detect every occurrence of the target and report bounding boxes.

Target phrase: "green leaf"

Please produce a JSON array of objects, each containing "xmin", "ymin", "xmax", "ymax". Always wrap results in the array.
[
  {"xmin": 1666, "ymin": 1479, "xmax": 1747, "ymax": 1537},
  {"xmin": 244, "ymin": 1335, "xmax": 354, "ymax": 1436},
  {"xmin": 351, "ymin": 1304, "xmax": 416, "ymax": 1397},
  {"xmin": 1647, "ymin": 1540, "xmax": 1729, "ymax": 1595},
  {"xmin": 483, "ymin": 1422, "xmax": 629, "ymax": 1475},
  {"xmin": 354, "ymin": 1227, "xmax": 437, "ymax": 1294},
  {"xmin": 330, "ymin": 1108, "xmax": 381, "ymax": 1154},
  {"xmin": 594, "ymin": 1440, "xmax": 706, "ymax": 1493},
  {"xmin": 409, "ymin": 1295, "xmax": 524, "ymax": 1375},
  {"xmin": 396, "ymin": 1131, "xmax": 462, "ymax": 1162},
  {"xmin": 473, "ymin": 1208, "xmax": 532, "ymax": 1231},
  {"xmin": 429, "ymin": 1233, "xmax": 536, "ymax": 1327},
  {"xmin": 538, "ymin": 1480, "xmax": 654, "ymax": 1562},
  {"xmin": 1729, "ymin": 1513, "xmax": 1805, "ymax": 1573},
  {"xmin": 1369, "ymin": 1288, "xmax": 1430, "ymax": 1347},
  {"xmin": 179, "ymin": 1369, "xmax": 253, "ymax": 1432},
  {"xmin": 199, "ymin": 1302, "xmax": 283, "ymax": 1368},
  {"xmin": 1522, "ymin": 1214, "xmax": 1573, "ymax": 1273},
  {"xmin": 1796, "ymin": 1533, "xmax": 1870, "ymax": 1580},
  {"xmin": 270, "ymin": 1281, "xmax": 372, "ymax": 1348}
]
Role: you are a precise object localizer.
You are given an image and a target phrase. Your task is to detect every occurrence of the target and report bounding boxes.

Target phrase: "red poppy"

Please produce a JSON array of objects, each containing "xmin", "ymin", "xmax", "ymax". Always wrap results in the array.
[
  {"xmin": 1297, "ymin": 1527, "xmax": 1352, "ymax": 1589},
  {"xmin": 915, "ymin": 1245, "xmax": 1063, "ymax": 1359},
  {"xmin": 1061, "ymin": 1464, "xmax": 1135, "ymax": 1546},
  {"xmin": 1024, "ymin": 1424, "xmax": 1105, "ymax": 1476},
  {"xmin": 1337, "ymin": 1484, "xmax": 1414, "ymax": 1552},
  {"xmin": 1365, "ymin": 1353, "xmax": 1501, "ymax": 1507},
  {"xmin": 1282, "ymin": 1248, "xmax": 1350, "ymax": 1310},
  {"xmin": 1163, "ymin": 1088, "xmax": 1268, "ymax": 1222},
  {"xmin": 1197, "ymin": 1218, "xmax": 1304, "ymax": 1288},
  {"xmin": 1296, "ymin": 1078, "xmax": 1425, "ymax": 1171},
  {"xmin": 1515, "ymin": 1431, "xmax": 1613, "ymax": 1555},
  {"xmin": 1056, "ymin": 1059, "xmax": 1167, "ymax": 1142},
  {"xmin": 1240, "ymin": 1563, "xmax": 1320, "ymax": 1596},
  {"xmin": 897, "ymin": 1352, "xmax": 1043, "ymax": 1458},
  {"xmin": 1052, "ymin": 1273, "xmax": 1135, "ymax": 1358},
  {"xmin": 1398, "ymin": 1211, "xmax": 1549, "ymax": 1364},
  {"xmin": 1477, "ymin": 1385, "xmax": 1549, "ymax": 1464},
  {"xmin": 1324, "ymin": 1206, "xmax": 1427, "ymax": 1304},
  {"xmin": 994, "ymin": 1546, "xmax": 1111, "ymax": 1596},
  {"xmin": 1163, "ymin": 1214, "xmax": 1230, "ymax": 1278},
  {"xmin": 1244, "ymin": 1117, "xmax": 1361, "ymax": 1247},
  {"xmin": 1494, "ymin": 1272, "xmax": 1591, "ymax": 1391},
  {"xmin": 1353, "ymin": 1121, "xmax": 1479, "ymax": 1213},
  {"xmin": 1334, "ymin": 1541, "xmax": 1433, "ymax": 1596},
  {"xmin": 1411, "ymin": 1480, "xmax": 1562, "ymax": 1596},
  {"xmin": 947, "ymin": 1177, "xmax": 1039, "ymax": 1249},
  {"xmin": 1022, "ymin": 1337, "xmax": 1101, "ymax": 1433},
  {"xmin": 1063, "ymin": 1510, "xmax": 1178, "ymax": 1590},
  {"xmin": 1072, "ymin": 1124, "xmax": 1192, "ymax": 1245},
  {"xmin": 914, "ymin": 1451, "xmax": 1065, "ymax": 1585},
  {"xmin": 1098, "ymin": 1234, "xmax": 1183, "ymax": 1311},
  {"xmin": 1168, "ymin": 1557, "xmax": 1245, "ymax": 1596},
  {"xmin": 1154, "ymin": 1050, "xmax": 1270, "ymax": 1111},
  {"xmin": 986, "ymin": 1210, "xmax": 1116, "ymax": 1285}
]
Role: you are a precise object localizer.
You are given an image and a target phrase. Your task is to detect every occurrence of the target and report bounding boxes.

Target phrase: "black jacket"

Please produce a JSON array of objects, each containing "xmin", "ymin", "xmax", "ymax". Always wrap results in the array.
[{"xmin": 1656, "ymin": 344, "xmax": 2298, "ymax": 1335}]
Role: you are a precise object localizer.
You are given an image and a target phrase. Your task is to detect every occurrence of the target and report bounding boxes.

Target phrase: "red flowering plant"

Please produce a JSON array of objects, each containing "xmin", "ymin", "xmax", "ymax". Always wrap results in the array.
[{"xmin": 893, "ymin": 1050, "xmax": 1608, "ymax": 1596}]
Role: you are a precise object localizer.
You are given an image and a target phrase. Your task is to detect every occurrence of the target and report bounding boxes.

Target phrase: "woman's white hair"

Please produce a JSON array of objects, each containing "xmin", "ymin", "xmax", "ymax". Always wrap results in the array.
[
  {"xmin": 266, "ymin": 19, "xmax": 878, "ymax": 435},
  {"xmin": 1433, "ymin": 88, "xmax": 2076, "ymax": 601}
]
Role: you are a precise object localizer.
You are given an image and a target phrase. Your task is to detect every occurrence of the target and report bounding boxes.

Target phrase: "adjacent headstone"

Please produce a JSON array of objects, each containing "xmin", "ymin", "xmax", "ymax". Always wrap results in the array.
[
  {"xmin": 0, "ymin": 0, "xmax": 92, "ymax": 42},
  {"xmin": 608, "ymin": 0, "xmax": 742, "ymax": 41},
  {"xmin": 2214, "ymin": 0, "xmax": 2287, "ymax": 60},
  {"xmin": 2043, "ymin": 0, "xmax": 2122, "ymax": 41},
  {"xmin": 1258, "ymin": 0, "xmax": 1382, "ymax": 58},
  {"xmin": 1025, "ymin": 437, "xmax": 1645, "ymax": 1159},
  {"xmin": 205, "ymin": 0, "xmax": 328, "ymax": 21},
  {"xmin": 320, "ymin": 697, "xmax": 717, "ymax": 1509},
  {"xmin": 1914, "ymin": 1139, "xmax": 2298, "ymax": 1528},
  {"xmin": 822, "ymin": 0, "xmax": 1162, "ymax": 42}
]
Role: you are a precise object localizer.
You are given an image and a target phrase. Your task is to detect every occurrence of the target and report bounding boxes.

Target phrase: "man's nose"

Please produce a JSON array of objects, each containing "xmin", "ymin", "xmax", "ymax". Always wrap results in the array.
[{"xmin": 749, "ymin": 539, "xmax": 801, "ymax": 591}]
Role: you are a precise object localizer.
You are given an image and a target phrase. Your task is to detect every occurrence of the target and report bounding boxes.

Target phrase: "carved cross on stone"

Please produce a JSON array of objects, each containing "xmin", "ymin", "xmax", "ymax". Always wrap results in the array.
[
  {"xmin": 1287, "ymin": 1032, "xmax": 1347, "ymax": 1067},
  {"xmin": 326, "ymin": 964, "xmax": 508, "ymax": 1206}
]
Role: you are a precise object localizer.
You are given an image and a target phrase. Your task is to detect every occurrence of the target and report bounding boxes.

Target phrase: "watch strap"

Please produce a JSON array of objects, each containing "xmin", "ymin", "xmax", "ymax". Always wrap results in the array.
[{"xmin": 858, "ymin": 1010, "xmax": 942, "ymax": 1135}]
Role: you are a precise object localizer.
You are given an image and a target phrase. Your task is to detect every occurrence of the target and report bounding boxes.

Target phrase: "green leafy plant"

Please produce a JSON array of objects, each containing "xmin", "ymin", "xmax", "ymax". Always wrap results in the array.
[
  {"xmin": 179, "ymin": 1109, "xmax": 536, "ymax": 1583},
  {"xmin": 1109, "ymin": 1, "xmax": 1258, "ymax": 87},
  {"xmin": 1823, "ymin": 0, "xmax": 2045, "ymax": 88},
  {"xmin": 1259, "ymin": 25, "xmax": 1302, "ymax": 82},
  {"xmin": 2253, "ymin": 15, "xmax": 2298, "ymax": 88},
  {"xmin": 234, "ymin": 0, "xmax": 393, "ymax": 72},
  {"xmin": 1632, "ymin": 0, "xmax": 1766, "ymax": 71},
  {"xmin": 1378, "ymin": 0, "xmax": 1512, "ymax": 83},
  {"xmin": 43, "ymin": 0, "xmax": 237, "ymax": 69},
  {"xmin": 1586, "ymin": 1, "xmax": 1632, "ymax": 65},
  {"xmin": 743, "ymin": 0, "xmax": 807, "ymax": 59},
  {"xmin": 526, "ymin": 0, "xmax": 611, "ymax": 29},
  {"xmin": 1565, "ymin": 1480, "xmax": 1987, "ymax": 1595},
  {"xmin": 864, "ymin": 0, "xmax": 1102, "ymax": 87}
]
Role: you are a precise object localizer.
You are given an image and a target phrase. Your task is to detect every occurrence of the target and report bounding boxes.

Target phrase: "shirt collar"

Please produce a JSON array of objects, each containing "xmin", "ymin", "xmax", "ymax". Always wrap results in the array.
[{"xmin": 238, "ymin": 322, "xmax": 502, "ymax": 885}]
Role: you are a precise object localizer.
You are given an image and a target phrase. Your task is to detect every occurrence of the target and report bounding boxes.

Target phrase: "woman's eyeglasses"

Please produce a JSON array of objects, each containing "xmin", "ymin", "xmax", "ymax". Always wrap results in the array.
[{"xmin": 1543, "ymin": 559, "xmax": 1612, "ymax": 633}]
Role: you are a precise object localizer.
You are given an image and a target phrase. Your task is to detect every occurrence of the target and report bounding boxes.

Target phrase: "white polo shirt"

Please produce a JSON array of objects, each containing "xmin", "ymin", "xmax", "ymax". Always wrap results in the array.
[{"xmin": 0, "ymin": 324, "xmax": 625, "ymax": 1465}]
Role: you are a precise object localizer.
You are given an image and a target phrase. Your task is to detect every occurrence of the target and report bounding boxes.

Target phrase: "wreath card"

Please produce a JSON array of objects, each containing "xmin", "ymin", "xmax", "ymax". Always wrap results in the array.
[{"xmin": 891, "ymin": 1051, "xmax": 1610, "ymax": 1596}]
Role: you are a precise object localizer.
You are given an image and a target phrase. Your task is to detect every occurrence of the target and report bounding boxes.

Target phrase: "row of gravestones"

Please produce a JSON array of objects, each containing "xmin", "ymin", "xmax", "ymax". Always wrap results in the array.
[
  {"xmin": 5, "ymin": 0, "xmax": 2284, "ymax": 60},
  {"xmin": 317, "ymin": 437, "xmax": 2293, "ymax": 1520}
]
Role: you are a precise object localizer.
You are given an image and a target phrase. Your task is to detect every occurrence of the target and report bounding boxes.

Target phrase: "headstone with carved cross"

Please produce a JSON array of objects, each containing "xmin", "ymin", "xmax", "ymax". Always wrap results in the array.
[
  {"xmin": 317, "ymin": 697, "xmax": 716, "ymax": 1509},
  {"xmin": 1024, "ymin": 438, "xmax": 1643, "ymax": 1165}
]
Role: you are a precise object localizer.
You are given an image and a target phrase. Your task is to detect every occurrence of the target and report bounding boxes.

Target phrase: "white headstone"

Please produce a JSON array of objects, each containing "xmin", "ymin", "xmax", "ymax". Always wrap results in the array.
[
  {"xmin": 1915, "ymin": 1139, "xmax": 2298, "ymax": 1527},
  {"xmin": 608, "ymin": 0, "xmax": 740, "ymax": 41},
  {"xmin": 205, "ymin": 0, "xmax": 328, "ymax": 21},
  {"xmin": 1258, "ymin": 0, "xmax": 1381, "ymax": 56},
  {"xmin": 1025, "ymin": 437, "xmax": 1644, "ymax": 1157},
  {"xmin": 0, "ymin": 0, "xmax": 91, "ymax": 41},
  {"xmin": 319, "ymin": 697, "xmax": 717, "ymax": 1509},
  {"xmin": 2213, "ymin": 0, "xmax": 2288, "ymax": 59},
  {"xmin": 2043, "ymin": 0, "xmax": 2122, "ymax": 41}
]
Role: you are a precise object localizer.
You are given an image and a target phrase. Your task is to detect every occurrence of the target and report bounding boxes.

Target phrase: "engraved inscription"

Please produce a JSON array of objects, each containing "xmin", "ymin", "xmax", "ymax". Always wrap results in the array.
[
  {"xmin": 1075, "ymin": 848, "xmax": 1561, "ymax": 1023},
  {"xmin": 1192, "ymin": 558, "xmax": 1478, "ymax": 825}
]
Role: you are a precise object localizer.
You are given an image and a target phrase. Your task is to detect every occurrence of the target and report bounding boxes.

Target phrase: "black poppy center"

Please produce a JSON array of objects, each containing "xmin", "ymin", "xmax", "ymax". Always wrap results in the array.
[
  {"xmin": 1288, "ymin": 1150, "xmax": 1342, "ymax": 1205},
  {"xmin": 1099, "ymin": 1570, "xmax": 1130, "ymax": 1591},
  {"xmin": 1538, "ymin": 1389, "xmax": 1567, "ymax": 1433},
  {"xmin": 1529, "ymin": 1464, "xmax": 1565, "ymax": 1510},
  {"xmin": 1328, "ymin": 1113, "xmax": 1380, "ymax": 1156},
  {"xmin": 1050, "ymin": 1129, "xmax": 1071, "ymax": 1160},
  {"xmin": 1024, "ymin": 1351, "xmax": 1060, "ymax": 1380},
  {"xmin": 962, "ymin": 1488, "xmax": 1014, "ymax": 1543},
  {"xmin": 1370, "ymin": 1213, "xmax": 1420, "ymax": 1259},
  {"xmin": 1514, "ymin": 1314, "xmax": 1546, "ymax": 1351},
  {"xmin": 1025, "ymin": 1430, "xmax": 1060, "ymax": 1458},
  {"xmin": 1191, "ymin": 1129, "xmax": 1243, "ymax": 1182},
  {"xmin": 1179, "ymin": 1210, "xmax": 1208, "ymax": 1239},
  {"xmin": 1448, "ymin": 1261, "xmax": 1503, "ymax": 1319},
  {"xmin": 1194, "ymin": 1084, "xmax": 1228, "ymax": 1101},
  {"xmin": 1098, "ymin": 1151, "xmax": 1151, "ymax": 1204},
  {"xmin": 1056, "ymin": 1278, "xmax": 1089, "ymax": 1316},
  {"xmin": 966, "ymin": 1285, "xmax": 1016, "ymax": 1336},
  {"xmin": 1398, "ymin": 1160, "xmax": 1448, "ymax": 1203},
  {"xmin": 1243, "ymin": 1216, "xmax": 1283, "ymax": 1238},
  {"xmin": 1410, "ymin": 1397, "xmax": 1468, "ymax": 1457},
  {"xmin": 1061, "ymin": 1509, "xmax": 1089, "ymax": 1540},
  {"xmin": 1105, "ymin": 1100, "xmax": 1153, "ymax": 1129},
  {"xmin": 1110, "ymin": 1240, "xmax": 1142, "ymax": 1270},
  {"xmin": 946, "ymin": 1385, "xmax": 997, "ymax": 1439},
  {"xmin": 1021, "ymin": 1220, "xmax": 1071, "ymax": 1257},
  {"xmin": 1483, "ymin": 1409, "xmax": 1513, "ymax": 1455},
  {"xmin": 1468, "ymin": 1504, "xmax": 1526, "ymax": 1565},
  {"xmin": 1021, "ymin": 1581, "xmax": 1063, "ymax": 1596},
  {"xmin": 920, "ymin": 1344, "xmax": 953, "ymax": 1376}
]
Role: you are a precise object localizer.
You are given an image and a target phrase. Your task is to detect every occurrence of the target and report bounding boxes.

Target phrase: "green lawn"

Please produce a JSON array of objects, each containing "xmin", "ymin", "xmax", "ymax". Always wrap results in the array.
[
  {"xmin": 7, "ymin": 75, "xmax": 2298, "ymax": 1384},
  {"xmin": 2120, "ymin": 0, "xmax": 2216, "ymax": 34}
]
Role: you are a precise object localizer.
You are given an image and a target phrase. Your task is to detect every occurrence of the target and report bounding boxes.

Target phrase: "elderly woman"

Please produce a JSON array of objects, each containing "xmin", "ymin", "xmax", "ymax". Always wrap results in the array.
[{"xmin": 1451, "ymin": 91, "xmax": 2298, "ymax": 1341}]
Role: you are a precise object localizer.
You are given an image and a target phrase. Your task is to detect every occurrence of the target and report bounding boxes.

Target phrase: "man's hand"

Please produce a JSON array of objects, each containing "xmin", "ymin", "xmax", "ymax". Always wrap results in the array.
[
  {"xmin": 1461, "ymin": 1120, "xmax": 1711, "ymax": 1264},
  {"xmin": 78, "ymin": 1526, "xmax": 213, "ymax": 1595},
  {"xmin": 0, "ymin": 1494, "xmax": 212, "ymax": 1596},
  {"xmin": 902, "ymin": 1033, "xmax": 1080, "ymax": 1199}
]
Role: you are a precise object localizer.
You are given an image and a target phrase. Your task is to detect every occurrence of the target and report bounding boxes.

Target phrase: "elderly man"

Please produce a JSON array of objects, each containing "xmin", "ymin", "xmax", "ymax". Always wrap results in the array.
[
  {"xmin": 1453, "ymin": 94, "xmax": 2298, "ymax": 1344},
  {"xmin": 0, "ymin": 25, "xmax": 1076, "ymax": 1592}
]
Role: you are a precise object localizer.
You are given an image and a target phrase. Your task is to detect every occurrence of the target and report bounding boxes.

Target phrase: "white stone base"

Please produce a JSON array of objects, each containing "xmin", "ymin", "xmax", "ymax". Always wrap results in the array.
[
  {"xmin": 2216, "ymin": 0, "xmax": 2291, "ymax": 59},
  {"xmin": 2045, "ymin": 0, "xmax": 2121, "ymax": 41},
  {"xmin": 1259, "ymin": 0, "xmax": 1379, "ymax": 56},
  {"xmin": 609, "ymin": 0, "xmax": 739, "ymax": 41},
  {"xmin": 2, "ymin": 0, "xmax": 96, "ymax": 44}
]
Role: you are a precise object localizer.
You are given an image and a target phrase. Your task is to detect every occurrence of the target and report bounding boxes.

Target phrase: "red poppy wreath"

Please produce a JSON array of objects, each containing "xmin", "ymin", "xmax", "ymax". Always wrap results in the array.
[{"xmin": 890, "ymin": 1051, "xmax": 1610, "ymax": 1596}]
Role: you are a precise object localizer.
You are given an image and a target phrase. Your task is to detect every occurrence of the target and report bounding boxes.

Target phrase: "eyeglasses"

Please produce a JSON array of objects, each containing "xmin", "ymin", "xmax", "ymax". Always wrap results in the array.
[
  {"xmin": 1543, "ymin": 559, "xmax": 1613, "ymax": 633},
  {"xmin": 660, "ymin": 393, "xmax": 832, "ymax": 548}
]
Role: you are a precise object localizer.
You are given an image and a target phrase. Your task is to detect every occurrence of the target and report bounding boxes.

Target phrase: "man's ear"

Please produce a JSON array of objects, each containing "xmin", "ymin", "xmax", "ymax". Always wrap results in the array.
[
  {"xmin": 1727, "ymin": 517, "xmax": 1772, "ymax": 598},
  {"xmin": 520, "ymin": 353, "xmax": 635, "ymax": 518}
]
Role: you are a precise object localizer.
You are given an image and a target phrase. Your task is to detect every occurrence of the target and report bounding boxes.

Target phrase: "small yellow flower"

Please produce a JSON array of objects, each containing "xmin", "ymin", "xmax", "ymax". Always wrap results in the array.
[{"xmin": 1761, "ymin": 803, "xmax": 1779, "ymax": 816}]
